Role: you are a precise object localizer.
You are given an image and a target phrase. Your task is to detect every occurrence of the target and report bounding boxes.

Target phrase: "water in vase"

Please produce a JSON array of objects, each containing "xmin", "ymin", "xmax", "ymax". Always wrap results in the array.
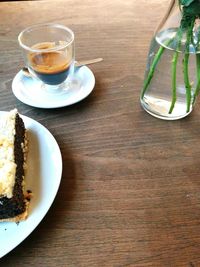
[{"xmin": 140, "ymin": 28, "xmax": 197, "ymax": 120}]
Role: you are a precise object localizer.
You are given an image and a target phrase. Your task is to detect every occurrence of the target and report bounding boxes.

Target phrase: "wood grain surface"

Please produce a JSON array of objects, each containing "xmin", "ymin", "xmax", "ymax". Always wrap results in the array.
[{"xmin": 1, "ymin": 0, "xmax": 200, "ymax": 266}]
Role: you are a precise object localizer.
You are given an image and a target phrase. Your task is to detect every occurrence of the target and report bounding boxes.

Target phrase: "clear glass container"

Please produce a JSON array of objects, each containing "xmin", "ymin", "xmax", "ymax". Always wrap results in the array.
[
  {"xmin": 140, "ymin": 0, "xmax": 200, "ymax": 120},
  {"xmin": 18, "ymin": 23, "xmax": 75, "ymax": 93}
]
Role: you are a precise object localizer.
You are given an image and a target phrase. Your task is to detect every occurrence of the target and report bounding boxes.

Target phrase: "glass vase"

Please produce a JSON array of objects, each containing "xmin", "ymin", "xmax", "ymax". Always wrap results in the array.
[{"xmin": 140, "ymin": 0, "xmax": 200, "ymax": 120}]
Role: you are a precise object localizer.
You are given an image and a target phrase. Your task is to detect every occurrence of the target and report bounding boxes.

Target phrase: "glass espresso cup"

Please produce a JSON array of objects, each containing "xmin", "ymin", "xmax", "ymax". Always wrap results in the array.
[{"xmin": 18, "ymin": 23, "xmax": 75, "ymax": 91}]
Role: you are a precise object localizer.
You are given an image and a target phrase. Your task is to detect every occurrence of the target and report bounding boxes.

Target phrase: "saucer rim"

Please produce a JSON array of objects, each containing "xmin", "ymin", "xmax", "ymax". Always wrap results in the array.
[{"xmin": 12, "ymin": 66, "xmax": 95, "ymax": 109}]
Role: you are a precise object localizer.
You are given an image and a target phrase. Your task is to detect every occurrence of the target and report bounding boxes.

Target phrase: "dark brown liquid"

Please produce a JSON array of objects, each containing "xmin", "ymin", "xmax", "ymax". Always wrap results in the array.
[{"xmin": 28, "ymin": 43, "xmax": 73, "ymax": 85}]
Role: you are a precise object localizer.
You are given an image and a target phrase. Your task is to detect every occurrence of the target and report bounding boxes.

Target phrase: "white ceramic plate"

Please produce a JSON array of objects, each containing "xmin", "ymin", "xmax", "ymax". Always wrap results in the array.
[
  {"xmin": 12, "ymin": 66, "xmax": 95, "ymax": 108},
  {"xmin": 0, "ymin": 111, "xmax": 62, "ymax": 258}
]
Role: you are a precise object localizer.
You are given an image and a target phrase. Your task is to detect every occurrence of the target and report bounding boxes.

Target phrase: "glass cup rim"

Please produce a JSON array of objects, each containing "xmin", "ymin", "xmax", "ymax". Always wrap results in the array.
[{"xmin": 18, "ymin": 23, "xmax": 74, "ymax": 53}]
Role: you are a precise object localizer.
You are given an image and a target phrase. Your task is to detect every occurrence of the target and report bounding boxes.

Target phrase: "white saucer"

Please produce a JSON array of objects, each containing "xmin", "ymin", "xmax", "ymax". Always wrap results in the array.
[{"xmin": 12, "ymin": 66, "xmax": 95, "ymax": 108}]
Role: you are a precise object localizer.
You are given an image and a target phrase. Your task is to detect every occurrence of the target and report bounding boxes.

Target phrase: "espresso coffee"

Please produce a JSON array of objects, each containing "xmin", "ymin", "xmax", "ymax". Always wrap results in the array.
[{"xmin": 28, "ymin": 42, "xmax": 73, "ymax": 85}]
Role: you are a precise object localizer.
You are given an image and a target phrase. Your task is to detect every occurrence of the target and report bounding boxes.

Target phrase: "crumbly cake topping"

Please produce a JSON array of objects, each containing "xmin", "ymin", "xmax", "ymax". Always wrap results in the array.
[{"xmin": 0, "ymin": 109, "xmax": 17, "ymax": 198}]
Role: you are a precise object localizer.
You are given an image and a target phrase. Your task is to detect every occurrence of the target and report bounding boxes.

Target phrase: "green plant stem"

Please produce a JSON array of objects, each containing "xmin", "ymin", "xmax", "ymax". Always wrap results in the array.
[
  {"xmin": 183, "ymin": 20, "xmax": 195, "ymax": 113},
  {"xmin": 141, "ymin": 39, "xmax": 172, "ymax": 99},
  {"xmin": 169, "ymin": 51, "xmax": 179, "ymax": 113},
  {"xmin": 193, "ymin": 54, "xmax": 200, "ymax": 104},
  {"xmin": 192, "ymin": 30, "xmax": 200, "ymax": 105},
  {"xmin": 183, "ymin": 49, "xmax": 191, "ymax": 113},
  {"xmin": 169, "ymin": 31, "xmax": 182, "ymax": 114}
]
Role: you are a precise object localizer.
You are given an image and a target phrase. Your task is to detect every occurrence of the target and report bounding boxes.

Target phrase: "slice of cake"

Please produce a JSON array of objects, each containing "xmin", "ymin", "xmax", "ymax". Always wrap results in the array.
[{"xmin": 0, "ymin": 109, "xmax": 28, "ymax": 222}]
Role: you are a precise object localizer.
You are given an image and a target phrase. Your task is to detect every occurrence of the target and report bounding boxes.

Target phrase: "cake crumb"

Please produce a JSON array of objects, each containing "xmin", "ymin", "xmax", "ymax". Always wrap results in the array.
[{"xmin": 25, "ymin": 190, "xmax": 33, "ymax": 202}]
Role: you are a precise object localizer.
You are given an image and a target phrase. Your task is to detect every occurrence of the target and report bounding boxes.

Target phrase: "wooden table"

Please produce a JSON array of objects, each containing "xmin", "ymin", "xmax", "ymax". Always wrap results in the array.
[{"xmin": 1, "ymin": 0, "xmax": 200, "ymax": 266}]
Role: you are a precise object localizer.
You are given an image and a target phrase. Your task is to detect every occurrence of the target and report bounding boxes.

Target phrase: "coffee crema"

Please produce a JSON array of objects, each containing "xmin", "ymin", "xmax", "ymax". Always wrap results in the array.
[{"xmin": 28, "ymin": 42, "xmax": 73, "ymax": 85}]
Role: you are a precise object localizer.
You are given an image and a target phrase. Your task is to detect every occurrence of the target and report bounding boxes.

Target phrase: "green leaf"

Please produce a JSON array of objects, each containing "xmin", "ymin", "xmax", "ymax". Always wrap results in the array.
[
  {"xmin": 179, "ymin": 0, "xmax": 195, "ymax": 6},
  {"xmin": 183, "ymin": 1, "xmax": 200, "ymax": 17}
]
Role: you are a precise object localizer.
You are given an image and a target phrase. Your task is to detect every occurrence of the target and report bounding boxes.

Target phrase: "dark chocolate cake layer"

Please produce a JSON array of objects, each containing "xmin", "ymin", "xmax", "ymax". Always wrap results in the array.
[{"xmin": 0, "ymin": 113, "xmax": 26, "ymax": 220}]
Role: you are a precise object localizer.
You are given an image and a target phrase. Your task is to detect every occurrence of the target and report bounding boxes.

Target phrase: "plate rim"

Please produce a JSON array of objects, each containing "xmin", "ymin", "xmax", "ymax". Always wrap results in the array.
[
  {"xmin": 12, "ymin": 66, "xmax": 95, "ymax": 109},
  {"xmin": 0, "ymin": 111, "xmax": 63, "ymax": 258}
]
